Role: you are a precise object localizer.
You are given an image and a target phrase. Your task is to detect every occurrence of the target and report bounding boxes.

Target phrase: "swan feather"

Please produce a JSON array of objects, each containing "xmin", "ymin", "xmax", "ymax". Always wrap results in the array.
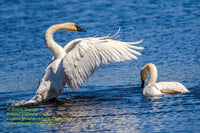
[{"xmin": 62, "ymin": 37, "xmax": 143, "ymax": 90}]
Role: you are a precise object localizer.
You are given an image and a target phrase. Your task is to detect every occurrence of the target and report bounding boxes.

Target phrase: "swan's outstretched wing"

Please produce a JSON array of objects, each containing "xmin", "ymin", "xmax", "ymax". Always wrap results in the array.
[{"xmin": 62, "ymin": 37, "xmax": 143, "ymax": 90}]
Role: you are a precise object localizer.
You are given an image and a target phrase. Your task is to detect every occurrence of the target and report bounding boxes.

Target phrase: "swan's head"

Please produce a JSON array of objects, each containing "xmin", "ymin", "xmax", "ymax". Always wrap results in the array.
[
  {"xmin": 140, "ymin": 65, "xmax": 150, "ymax": 88},
  {"xmin": 140, "ymin": 63, "xmax": 157, "ymax": 88},
  {"xmin": 62, "ymin": 22, "xmax": 86, "ymax": 32}
]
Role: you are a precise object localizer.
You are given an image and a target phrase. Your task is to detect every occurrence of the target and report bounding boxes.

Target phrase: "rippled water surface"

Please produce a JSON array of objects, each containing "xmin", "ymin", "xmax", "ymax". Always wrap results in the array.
[{"xmin": 0, "ymin": 0, "xmax": 200, "ymax": 132}]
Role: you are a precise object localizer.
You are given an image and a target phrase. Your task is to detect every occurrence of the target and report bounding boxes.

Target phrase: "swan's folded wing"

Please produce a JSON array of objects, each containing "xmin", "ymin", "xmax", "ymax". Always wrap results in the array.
[
  {"xmin": 62, "ymin": 37, "xmax": 143, "ymax": 90},
  {"xmin": 157, "ymin": 82, "xmax": 190, "ymax": 94}
]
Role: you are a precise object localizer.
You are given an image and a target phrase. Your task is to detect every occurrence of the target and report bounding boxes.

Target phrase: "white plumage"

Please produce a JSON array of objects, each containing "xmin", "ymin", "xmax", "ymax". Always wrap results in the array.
[
  {"xmin": 63, "ymin": 37, "xmax": 143, "ymax": 90},
  {"xmin": 15, "ymin": 22, "xmax": 143, "ymax": 106}
]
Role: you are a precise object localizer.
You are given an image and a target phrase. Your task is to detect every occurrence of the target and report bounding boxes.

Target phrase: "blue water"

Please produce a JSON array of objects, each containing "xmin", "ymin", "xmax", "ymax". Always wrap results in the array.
[{"xmin": 1, "ymin": 0, "xmax": 200, "ymax": 132}]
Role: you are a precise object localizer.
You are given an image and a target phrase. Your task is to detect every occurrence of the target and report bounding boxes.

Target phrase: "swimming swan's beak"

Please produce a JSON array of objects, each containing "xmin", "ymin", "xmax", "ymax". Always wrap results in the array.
[
  {"xmin": 75, "ymin": 25, "xmax": 86, "ymax": 32},
  {"xmin": 141, "ymin": 80, "xmax": 145, "ymax": 88}
]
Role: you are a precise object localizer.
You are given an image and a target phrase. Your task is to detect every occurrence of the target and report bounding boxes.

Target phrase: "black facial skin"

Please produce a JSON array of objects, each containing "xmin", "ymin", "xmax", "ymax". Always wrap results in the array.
[
  {"xmin": 141, "ymin": 80, "xmax": 145, "ymax": 88},
  {"xmin": 75, "ymin": 24, "xmax": 86, "ymax": 32}
]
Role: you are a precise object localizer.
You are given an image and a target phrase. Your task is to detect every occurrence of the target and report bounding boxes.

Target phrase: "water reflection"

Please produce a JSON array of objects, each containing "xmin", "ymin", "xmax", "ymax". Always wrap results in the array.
[
  {"xmin": 3, "ymin": 85, "xmax": 200, "ymax": 132},
  {"xmin": 37, "ymin": 96, "xmax": 140, "ymax": 132}
]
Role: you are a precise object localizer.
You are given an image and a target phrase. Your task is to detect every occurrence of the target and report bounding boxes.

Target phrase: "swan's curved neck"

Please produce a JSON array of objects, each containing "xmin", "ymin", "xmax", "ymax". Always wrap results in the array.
[
  {"xmin": 141, "ymin": 63, "xmax": 158, "ymax": 86},
  {"xmin": 147, "ymin": 64, "xmax": 157, "ymax": 85},
  {"xmin": 45, "ymin": 24, "xmax": 66, "ymax": 59}
]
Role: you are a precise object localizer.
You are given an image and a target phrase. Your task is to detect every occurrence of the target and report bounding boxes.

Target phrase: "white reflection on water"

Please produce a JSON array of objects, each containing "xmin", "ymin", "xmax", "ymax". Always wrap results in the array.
[{"xmin": 40, "ymin": 97, "xmax": 140, "ymax": 132}]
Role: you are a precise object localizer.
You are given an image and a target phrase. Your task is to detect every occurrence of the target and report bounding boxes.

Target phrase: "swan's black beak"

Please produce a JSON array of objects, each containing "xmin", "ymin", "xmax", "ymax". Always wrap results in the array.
[
  {"xmin": 75, "ymin": 25, "xmax": 86, "ymax": 32},
  {"xmin": 141, "ymin": 80, "xmax": 145, "ymax": 88}
]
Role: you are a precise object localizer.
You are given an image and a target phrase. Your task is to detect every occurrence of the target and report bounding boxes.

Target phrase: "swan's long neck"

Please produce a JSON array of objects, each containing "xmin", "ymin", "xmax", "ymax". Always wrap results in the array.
[
  {"xmin": 141, "ymin": 63, "xmax": 158, "ymax": 87},
  {"xmin": 45, "ymin": 24, "xmax": 66, "ymax": 59},
  {"xmin": 147, "ymin": 63, "xmax": 157, "ymax": 85}
]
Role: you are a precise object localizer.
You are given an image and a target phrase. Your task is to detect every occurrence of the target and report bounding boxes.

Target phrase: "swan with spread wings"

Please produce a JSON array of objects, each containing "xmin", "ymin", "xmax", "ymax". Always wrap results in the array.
[{"xmin": 15, "ymin": 22, "xmax": 143, "ymax": 106}]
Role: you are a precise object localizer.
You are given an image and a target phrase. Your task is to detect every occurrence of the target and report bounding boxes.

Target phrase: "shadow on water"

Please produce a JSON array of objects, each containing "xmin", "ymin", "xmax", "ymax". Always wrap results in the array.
[{"xmin": 189, "ymin": 85, "xmax": 200, "ymax": 99}]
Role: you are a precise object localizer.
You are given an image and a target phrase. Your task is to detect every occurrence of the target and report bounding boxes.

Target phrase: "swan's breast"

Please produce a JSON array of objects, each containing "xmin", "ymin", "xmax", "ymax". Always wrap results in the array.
[
  {"xmin": 36, "ymin": 59, "xmax": 66, "ymax": 101},
  {"xmin": 143, "ymin": 83, "xmax": 163, "ymax": 96}
]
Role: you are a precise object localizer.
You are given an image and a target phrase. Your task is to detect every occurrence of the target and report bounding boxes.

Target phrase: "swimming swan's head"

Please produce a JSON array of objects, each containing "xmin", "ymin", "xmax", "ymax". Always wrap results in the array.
[{"xmin": 140, "ymin": 63, "xmax": 157, "ymax": 88}]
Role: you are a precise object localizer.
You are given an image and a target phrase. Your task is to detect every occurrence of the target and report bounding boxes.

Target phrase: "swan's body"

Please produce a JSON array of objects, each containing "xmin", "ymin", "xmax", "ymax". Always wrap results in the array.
[
  {"xmin": 15, "ymin": 22, "xmax": 143, "ymax": 106},
  {"xmin": 140, "ymin": 63, "xmax": 189, "ymax": 96}
]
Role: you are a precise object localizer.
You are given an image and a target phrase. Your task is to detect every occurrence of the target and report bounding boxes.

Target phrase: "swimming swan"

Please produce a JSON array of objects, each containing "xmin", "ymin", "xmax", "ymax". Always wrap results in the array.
[
  {"xmin": 140, "ymin": 63, "xmax": 189, "ymax": 96},
  {"xmin": 15, "ymin": 22, "xmax": 143, "ymax": 106}
]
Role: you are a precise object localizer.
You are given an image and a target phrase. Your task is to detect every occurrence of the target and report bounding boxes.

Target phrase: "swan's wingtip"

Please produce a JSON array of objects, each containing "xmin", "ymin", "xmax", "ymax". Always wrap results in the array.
[
  {"xmin": 140, "ymin": 46, "xmax": 144, "ymax": 50},
  {"xmin": 130, "ymin": 39, "xmax": 143, "ymax": 45}
]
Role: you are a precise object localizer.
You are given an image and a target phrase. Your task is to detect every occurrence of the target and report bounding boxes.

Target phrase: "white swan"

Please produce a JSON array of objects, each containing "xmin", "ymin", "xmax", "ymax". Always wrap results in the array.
[
  {"xmin": 140, "ymin": 63, "xmax": 189, "ymax": 96},
  {"xmin": 15, "ymin": 22, "xmax": 143, "ymax": 106}
]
